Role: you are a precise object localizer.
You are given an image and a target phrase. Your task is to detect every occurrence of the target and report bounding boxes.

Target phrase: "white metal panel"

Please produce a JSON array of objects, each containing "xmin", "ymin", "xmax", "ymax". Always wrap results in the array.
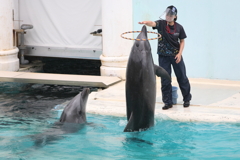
[{"xmin": 18, "ymin": 0, "xmax": 102, "ymax": 59}]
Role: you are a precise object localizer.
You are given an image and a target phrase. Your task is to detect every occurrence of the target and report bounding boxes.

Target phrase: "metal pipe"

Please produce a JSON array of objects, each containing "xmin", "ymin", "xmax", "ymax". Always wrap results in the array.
[{"xmin": 19, "ymin": 24, "xmax": 33, "ymax": 64}]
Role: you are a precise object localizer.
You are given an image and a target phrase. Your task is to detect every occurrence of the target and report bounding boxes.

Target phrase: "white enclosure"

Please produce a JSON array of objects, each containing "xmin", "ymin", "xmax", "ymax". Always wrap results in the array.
[{"xmin": 14, "ymin": 0, "xmax": 102, "ymax": 59}]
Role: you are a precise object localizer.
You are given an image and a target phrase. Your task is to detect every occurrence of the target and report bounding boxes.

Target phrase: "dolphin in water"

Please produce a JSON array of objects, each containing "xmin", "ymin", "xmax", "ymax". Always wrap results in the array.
[
  {"xmin": 32, "ymin": 88, "xmax": 90, "ymax": 146},
  {"xmin": 59, "ymin": 88, "xmax": 90, "ymax": 124},
  {"xmin": 124, "ymin": 25, "xmax": 171, "ymax": 132}
]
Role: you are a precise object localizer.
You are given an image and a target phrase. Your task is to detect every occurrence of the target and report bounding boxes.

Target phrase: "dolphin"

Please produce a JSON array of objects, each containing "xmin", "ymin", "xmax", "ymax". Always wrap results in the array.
[
  {"xmin": 124, "ymin": 25, "xmax": 171, "ymax": 132},
  {"xmin": 59, "ymin": 87, "xmax": 90, "ymax": 124},
  {"xmin": 32, "ymin": 88, "xmax": 90, "ymax": 147}
]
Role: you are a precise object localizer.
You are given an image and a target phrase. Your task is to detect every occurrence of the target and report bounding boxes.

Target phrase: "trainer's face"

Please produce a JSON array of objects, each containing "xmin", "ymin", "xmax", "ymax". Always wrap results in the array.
[{"xmin": 166, "ymin": 15, "xmax": 176, "ymax": 22}]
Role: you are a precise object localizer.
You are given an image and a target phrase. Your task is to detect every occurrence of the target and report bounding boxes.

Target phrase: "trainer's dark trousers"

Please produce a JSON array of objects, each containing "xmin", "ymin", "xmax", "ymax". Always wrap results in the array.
[{"xmin": 158, "ymin": 55, "xmax": 192, "ymax": 105}]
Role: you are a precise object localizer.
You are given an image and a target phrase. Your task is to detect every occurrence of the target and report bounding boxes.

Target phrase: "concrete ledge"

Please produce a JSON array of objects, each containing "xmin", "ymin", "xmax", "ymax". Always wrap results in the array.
[{"xmin": 0, "ymin": 71, "xmax": 121, "ymax": 88}]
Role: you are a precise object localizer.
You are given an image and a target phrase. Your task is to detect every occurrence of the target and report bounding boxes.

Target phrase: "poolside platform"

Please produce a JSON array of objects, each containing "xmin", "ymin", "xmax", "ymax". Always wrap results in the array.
[
  {"xmin": 0, "ymin": 71, "xmax": 121, "ymax": 88},
  {"xmin": 86, "ymin": 77, "xmax": 240, "ymax": 123}
]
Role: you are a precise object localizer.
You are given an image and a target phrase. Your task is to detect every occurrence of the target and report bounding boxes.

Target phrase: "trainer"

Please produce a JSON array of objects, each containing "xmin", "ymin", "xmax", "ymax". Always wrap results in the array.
[{"xmin": 139, "ymin": 5, "xmax": 192, "ymax": 110}]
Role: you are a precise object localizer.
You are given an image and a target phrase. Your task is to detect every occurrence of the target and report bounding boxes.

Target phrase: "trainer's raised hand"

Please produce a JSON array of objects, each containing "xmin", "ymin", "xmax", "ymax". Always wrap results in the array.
[{"xmin": 138, "ymin": 21, "xmax": 156, "ymax": 27}]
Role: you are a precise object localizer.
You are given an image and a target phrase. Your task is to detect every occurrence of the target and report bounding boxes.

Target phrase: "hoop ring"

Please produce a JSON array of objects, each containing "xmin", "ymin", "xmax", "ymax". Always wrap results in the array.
[{"xmin": 120, "ymin": 31, "xmax": 161, "ymax": 41}]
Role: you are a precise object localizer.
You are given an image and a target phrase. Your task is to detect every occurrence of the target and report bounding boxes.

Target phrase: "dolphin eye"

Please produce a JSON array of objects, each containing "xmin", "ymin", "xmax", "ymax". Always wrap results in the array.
[{"xmin": 79, "ymin": 111, "xmax": 82, "ymax": 115}]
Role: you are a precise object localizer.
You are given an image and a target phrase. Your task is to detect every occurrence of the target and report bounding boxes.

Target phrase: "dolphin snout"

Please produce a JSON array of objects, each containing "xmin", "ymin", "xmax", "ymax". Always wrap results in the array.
[
  {"xmin": 81, "ymin": 88, "xmax": 90, "ymax": 100},
  {"xmin": 85, "ymin": 88, "xmax": 90, "ymax": 94}
]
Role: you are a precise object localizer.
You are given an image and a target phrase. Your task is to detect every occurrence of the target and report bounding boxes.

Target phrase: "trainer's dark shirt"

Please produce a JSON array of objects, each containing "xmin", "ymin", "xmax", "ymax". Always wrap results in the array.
[{"xmin": 153, "ymin": 20, "xmax": 187, "ymax": 56}]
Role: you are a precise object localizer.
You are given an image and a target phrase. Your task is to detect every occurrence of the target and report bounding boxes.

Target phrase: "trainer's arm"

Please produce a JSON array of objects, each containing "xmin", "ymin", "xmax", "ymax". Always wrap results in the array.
[
  {"xmin": 175, "ymin": 39, "xmax": 185, "ymax": 64},
  {"xmin": 138, "ymin": 21, "xmax": 156, "ymax": 27},
  {"xmin": 179, "ymin": 39, "xmax": 185, "ymax": 56}
]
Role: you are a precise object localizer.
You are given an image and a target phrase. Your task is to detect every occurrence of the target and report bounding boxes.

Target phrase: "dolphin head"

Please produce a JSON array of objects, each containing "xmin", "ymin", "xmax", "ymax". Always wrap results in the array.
[
  {"xmin": 59, "ymin": 88, "xmax": 90, "ymax": 123},
  {"xmin": 134, "ymin": 25, "xmax": 151, "ymax": 52}
]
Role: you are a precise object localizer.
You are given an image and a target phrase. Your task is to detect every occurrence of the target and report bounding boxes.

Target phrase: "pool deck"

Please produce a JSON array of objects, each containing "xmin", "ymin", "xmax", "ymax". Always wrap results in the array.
[{"xmin": 87, "ymin": 77, "xmax": 240, "ymax": 123}]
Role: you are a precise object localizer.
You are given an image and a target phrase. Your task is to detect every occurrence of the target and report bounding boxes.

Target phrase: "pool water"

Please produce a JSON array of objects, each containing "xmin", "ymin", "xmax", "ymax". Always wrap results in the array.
[{"xmin": 0, "ymin": 82, "xmax": 240, "ymax": 160}]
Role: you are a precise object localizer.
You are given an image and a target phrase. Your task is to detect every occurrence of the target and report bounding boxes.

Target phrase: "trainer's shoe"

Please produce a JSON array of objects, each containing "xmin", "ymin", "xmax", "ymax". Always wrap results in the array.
[
  {"xmin": 162, "ymin": 104, "xmax": 173, "ymax": 110},
  {"xmin": 183, "ymin": 101, "xmax": 190, "ymax": 107}
]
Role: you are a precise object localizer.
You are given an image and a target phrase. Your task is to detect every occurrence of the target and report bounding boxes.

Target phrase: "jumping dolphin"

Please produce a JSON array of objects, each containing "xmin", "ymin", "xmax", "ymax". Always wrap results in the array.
[
  {"xmin": 124, "ymin": 25, "xmax": 171, "ymax": 132},
  {"xmin": 33, "ymin": 88, "xmax": 90, "ymax": 146}
]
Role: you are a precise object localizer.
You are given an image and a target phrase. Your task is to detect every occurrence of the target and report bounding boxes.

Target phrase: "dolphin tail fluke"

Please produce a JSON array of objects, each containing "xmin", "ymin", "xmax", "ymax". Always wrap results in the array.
[
  {"xmin": 124, "ymin": 113, "xmax": 134, "ymax": 132},
  {"xmin": 123, "ymin": 124, "xmax": 133, "ymax": 132},
  {"xmin": 154, "ymin": 64, "xmax": 171, "ymax": 81}
]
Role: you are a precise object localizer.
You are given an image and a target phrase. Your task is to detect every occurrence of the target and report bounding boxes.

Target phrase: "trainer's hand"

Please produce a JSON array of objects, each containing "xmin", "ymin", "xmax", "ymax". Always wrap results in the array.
[
  {"xmin": 138, "ymin": 21, "xmax": 146, "ymax": 24},
  {"xmin": 139, "ymin": 21, "xmax": 156, "ymax": 27},
  {"xmin": 175, "ymin": 54, "xmax": 182, "ymax": 64}
]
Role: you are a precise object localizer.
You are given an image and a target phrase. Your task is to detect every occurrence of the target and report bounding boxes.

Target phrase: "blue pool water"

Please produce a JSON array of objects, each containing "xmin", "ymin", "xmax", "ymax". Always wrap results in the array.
[{"xmin": 0, "ymin": 82, "xmax": 240, "ymax": 160}]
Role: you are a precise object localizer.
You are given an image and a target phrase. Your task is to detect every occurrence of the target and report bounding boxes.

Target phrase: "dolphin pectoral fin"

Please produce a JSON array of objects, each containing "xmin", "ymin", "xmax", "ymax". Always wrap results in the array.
[{"xmin": 154, "ymin": 64, "xmax": 171, "ymax": 81}]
